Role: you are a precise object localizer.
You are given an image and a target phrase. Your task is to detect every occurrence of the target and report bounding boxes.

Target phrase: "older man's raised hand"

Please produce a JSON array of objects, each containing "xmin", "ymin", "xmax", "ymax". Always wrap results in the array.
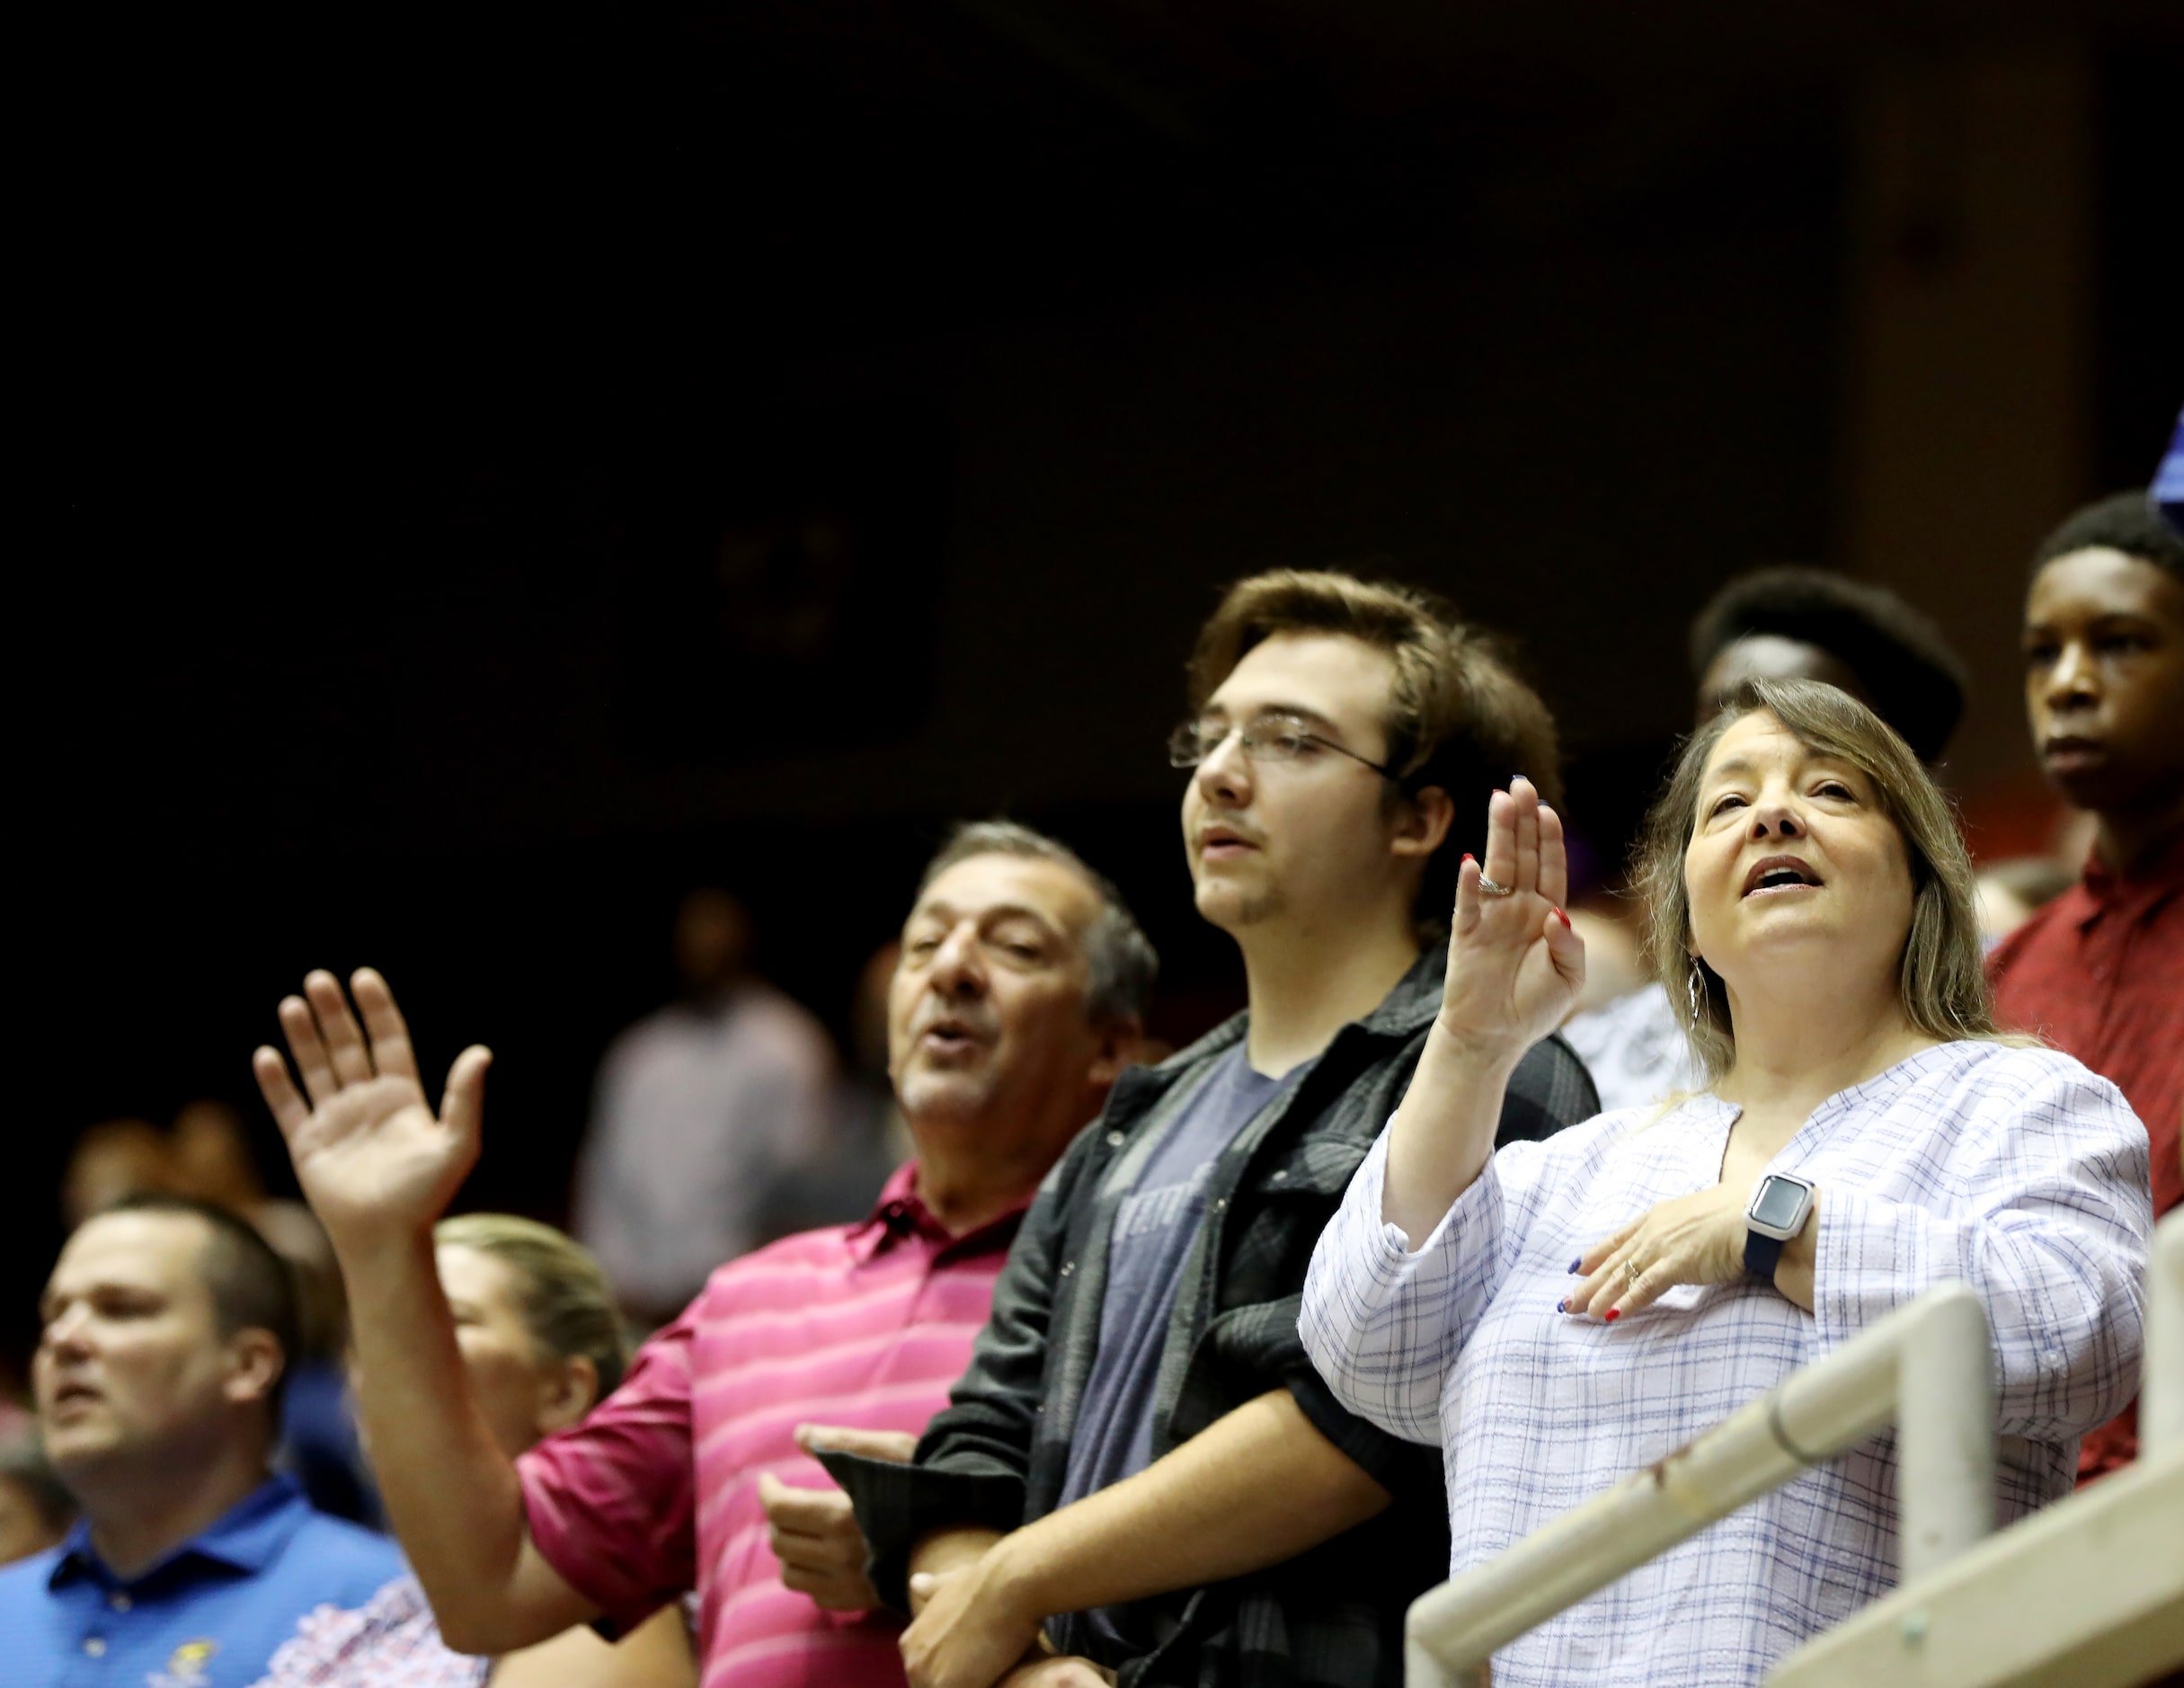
[{"xmin": 253, "ymin": 968, "xmax": 492, "ymax": 1259}]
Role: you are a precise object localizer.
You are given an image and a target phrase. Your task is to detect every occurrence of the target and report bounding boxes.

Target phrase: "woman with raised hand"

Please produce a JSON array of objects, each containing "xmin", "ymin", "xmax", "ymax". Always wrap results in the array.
[
  {"xmin": 253, "ymin": 1215, "xmax": 694, "ymax": 1688},
  {"xmin": 1300, "ymin": 678, "xmax": 2152, "ymax": 1687}
]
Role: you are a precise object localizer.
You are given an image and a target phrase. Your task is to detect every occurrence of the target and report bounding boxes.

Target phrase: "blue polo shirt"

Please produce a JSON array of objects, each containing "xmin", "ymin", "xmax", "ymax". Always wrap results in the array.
[{"xmin": 0, "ymin": 1473, "xmax": 401, "ymax": 1688}]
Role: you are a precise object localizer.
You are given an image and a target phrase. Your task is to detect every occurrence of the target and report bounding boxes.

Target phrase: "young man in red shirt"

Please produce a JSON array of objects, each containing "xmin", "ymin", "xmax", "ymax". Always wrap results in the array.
[{"xmin": 1989, "ymin": 489, "xmax": 2184, "ymax": 1479}]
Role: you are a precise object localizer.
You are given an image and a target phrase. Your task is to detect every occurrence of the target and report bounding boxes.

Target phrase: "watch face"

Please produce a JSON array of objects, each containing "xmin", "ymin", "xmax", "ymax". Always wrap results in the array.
[{"xmin": 1752, "ymin": 1177, "xmax": 1807, "ymax": 1230}]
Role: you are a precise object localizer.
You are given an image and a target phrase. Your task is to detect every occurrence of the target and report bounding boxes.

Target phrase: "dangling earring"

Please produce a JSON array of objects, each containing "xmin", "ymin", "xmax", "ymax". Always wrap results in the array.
[{"xmin": 1686, "ymin": 962, "xmax": 1708, "ymax": 1026}]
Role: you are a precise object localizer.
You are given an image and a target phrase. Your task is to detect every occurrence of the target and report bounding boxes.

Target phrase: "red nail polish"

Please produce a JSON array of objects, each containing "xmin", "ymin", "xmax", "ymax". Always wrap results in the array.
[
  {"xmin": 1462, "ymin": 853, "xmax": 1476, "ymax": 864},
  {"xmin": 1603, "ymin": 1309, "xmax": 1620, "ymax": 1323},
  {"xmin": 1555, "ymin": 908, "xmax": 1572, "ymax": 929}
]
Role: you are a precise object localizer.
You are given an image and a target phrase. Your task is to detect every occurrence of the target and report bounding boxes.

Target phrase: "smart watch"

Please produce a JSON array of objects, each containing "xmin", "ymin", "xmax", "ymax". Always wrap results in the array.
[{"xmin": 1744, "ymin": 1172, "xmax": 1816, "ymax": 1282}]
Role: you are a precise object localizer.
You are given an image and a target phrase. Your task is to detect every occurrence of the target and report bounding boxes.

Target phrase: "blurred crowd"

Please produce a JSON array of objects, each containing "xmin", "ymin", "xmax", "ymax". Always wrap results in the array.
[{"xmin": 2, "ymin": 442, "xmax": 2179, "ymax": 1688}]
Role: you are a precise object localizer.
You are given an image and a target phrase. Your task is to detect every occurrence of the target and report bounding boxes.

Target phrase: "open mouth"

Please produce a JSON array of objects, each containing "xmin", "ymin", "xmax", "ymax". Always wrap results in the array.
[
  {"xmin": 916, "ymin": 1018, "xmax": 987, "ymax": 1058},
  {"xmin": 49, "ymin": 1381, "xmax": 102, "ymax": 1413},
  {"xmin": 1743, "ymin": 856, "xmax": 1823, "ymax": 898}
]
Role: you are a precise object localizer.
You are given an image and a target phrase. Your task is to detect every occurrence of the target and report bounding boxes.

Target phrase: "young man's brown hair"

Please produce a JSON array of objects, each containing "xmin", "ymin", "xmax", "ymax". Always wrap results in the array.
[{"xmin": 1185, "ymin": 568, "xmax": 1563, "ymax": 926}]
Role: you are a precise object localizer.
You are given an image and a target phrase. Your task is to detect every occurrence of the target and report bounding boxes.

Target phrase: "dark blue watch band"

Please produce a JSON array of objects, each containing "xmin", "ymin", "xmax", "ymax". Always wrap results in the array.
[{"xmin": 1745, "ymin": 1227, "xmax": 1786, "ymax": 1282}]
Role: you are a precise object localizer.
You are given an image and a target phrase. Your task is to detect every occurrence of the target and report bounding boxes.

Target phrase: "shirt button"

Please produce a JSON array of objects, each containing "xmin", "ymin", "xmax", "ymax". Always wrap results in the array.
[
  {"xmin": 84, "ymin": 1638, "xmax": 108, "ymax": 1657},
  {"xmin": 1270, "ymin": 1168, "xmax": 1288, "ymax": 1182},
  {"xmin": 109, "ymin": 1593, "xmax": 131, "ymax": 1612},
  {"xmin": 1212, "ymin": 1197, "xmax": 1228, "ymax": 1213},
  {"xmin": 1059, "ymin": 1261, "xmax": 1074, "ymax": 1276},
  {"xmin": 1105, "ymin": 1130, "xmax": 1126, "ymax": 1148}
]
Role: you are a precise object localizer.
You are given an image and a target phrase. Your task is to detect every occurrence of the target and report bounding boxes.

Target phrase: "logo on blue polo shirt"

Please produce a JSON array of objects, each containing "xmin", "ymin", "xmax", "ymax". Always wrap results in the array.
[{"xmin": 148, "ymin": 1638, "xmax": 218, "ymax": 1686}]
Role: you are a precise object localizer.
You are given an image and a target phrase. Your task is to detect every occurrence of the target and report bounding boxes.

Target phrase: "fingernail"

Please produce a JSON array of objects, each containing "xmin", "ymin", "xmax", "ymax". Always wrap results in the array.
[
  {"xmin": 1556, "ymin": 1299, "xmax": 1567, "ymax": 1312},
  {"xmin": 1567, "ymin": 1257, "xmax": 1581, "ymax": 1273},
  {"xmin": 1604, "ymin": 1309, "xmax": 1621, "ymax": 1323},
  {"xmin": 1462, "ymin": 853, "xmax": 1476, "ymax": 864},
  {"xmin": 1555, "ymin": 908, "xmax": 1572, "ymax": 930}
]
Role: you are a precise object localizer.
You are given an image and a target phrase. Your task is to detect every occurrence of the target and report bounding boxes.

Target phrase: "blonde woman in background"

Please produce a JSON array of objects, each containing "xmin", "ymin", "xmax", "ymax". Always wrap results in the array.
[
  {"xmin": 1301, "ymin": 678, "xmax": 2151, "ymax": 1686},
  {"xmin": 254, "ymin": 1215, "xmax": 694, "ymax": 1688}
]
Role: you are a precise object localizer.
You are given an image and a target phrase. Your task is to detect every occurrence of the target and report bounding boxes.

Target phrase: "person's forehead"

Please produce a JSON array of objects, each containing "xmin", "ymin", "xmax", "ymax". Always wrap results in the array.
[
  {"xmin": 49, "ymin": 1212, "xmax": 211, "ymax": 1297},
  {"xmin": 2029, "ymin": 546, "xmax": 2184, "ymax": 623},
  {"xmin": 1700, "ymin": 711, "xmax": 1840, "ymax": 779},
  {"xmin": 911, "ymin": 853, "xmax": 1100, "ymax": 934},
  {"xmin": 1206, "ymin": 631, "xmax": 1397, "ymax": 729},
  {"xmin": 434, "ymin": 1242, "xmax": 524, "ymax": 1313}
]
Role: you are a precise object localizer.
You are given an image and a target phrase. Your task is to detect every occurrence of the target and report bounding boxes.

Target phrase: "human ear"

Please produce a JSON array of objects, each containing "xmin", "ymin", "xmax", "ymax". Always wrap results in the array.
[
  {"xmin": 1389, "ymin": 786, "xmax": 1455, "ymax": 858},
  {"xmin": 536, "ymin": 1354, "xmax": 600, "ymax": 1435},
  {"xmin": 223, "ymin": 1329, "xmax": 286, "ymax": 1409}
]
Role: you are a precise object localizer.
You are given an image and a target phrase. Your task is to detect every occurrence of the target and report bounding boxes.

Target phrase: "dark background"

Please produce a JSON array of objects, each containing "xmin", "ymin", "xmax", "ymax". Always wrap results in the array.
[{"xmin": 18, "ymin": 1, "xmax": 2181, "ymax": 1376}]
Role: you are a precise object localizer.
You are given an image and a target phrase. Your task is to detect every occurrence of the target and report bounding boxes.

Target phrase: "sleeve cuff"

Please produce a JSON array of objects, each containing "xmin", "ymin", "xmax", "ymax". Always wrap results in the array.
[
  {"xmin": 1283, "ymin": 1364, "xmax": 1439, "ymax": 1475},
  {"xmin": 814, "ymin": 1449, "xmax": 1026, "ymax": 1612},
  {"xmin": 1353, "ymin": 1124, "xmax": 1501, "ymax": 1260}
]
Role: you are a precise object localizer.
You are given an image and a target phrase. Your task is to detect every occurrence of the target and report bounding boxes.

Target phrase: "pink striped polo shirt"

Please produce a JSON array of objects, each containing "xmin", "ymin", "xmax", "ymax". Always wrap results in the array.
[{"xmin": 516, "ymin": 1162, "xmax": 1024, "ymax": 1688}]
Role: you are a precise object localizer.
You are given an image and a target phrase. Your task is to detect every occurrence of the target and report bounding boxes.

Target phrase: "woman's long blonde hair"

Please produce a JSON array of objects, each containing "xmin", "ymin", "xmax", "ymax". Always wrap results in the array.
[{"xmin": 1631, "ymin": 677, "xmax": 2002, "ymax": 1085}]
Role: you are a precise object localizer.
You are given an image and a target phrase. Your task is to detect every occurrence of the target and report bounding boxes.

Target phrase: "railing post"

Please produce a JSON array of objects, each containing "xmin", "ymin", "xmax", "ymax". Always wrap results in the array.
[
  {"xmin": 2144, "ymin": 1211, "xmax": 2184, "ymax": 1458},
  {"xmin": 1894, "ymin": 1283, "xmax": 1995, "ymax": 1577},
  {"xmin": 1405, "ymin": 1282, "xmax": 1999, "ymax": 1684}
]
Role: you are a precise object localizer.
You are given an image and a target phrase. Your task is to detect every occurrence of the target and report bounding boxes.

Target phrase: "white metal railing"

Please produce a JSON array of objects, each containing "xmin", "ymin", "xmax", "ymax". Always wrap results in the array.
[
  {"xmin": 2144, "ymin": 1208, "xmax": 2184, "ymax": 1457},
  {"xmin": 1405, "ymin": 1280, "xmax": 1998, "ymax": 1688}
]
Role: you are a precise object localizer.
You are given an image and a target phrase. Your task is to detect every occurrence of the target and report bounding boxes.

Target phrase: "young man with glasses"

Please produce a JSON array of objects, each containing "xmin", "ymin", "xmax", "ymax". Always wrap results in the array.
[{"xmin": 829, "ymin": 571, "xmax": 1599, "ymax": 1688}]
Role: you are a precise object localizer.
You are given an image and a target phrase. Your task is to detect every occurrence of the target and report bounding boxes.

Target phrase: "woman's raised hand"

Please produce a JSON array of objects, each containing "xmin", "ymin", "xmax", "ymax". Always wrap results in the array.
[
  {"xmin": 1433, "ymin": 777, "xmax": 1585, "ymax": 1070},
  {"xmin": 252, "ymin": 968, "xmax": 491, "ymax": 1261}
]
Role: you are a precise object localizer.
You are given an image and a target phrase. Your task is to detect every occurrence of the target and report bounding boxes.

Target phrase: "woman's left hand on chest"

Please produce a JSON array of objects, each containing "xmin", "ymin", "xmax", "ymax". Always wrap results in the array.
[{"xmin": 1562, "ymin": 1184, "xmax": 1749, "ymax": 1321}]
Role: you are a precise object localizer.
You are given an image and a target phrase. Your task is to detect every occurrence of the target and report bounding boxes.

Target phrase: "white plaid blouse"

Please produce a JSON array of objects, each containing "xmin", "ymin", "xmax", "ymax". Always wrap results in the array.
[{"xmin": 1300, "ymin": 1041, "xmax": 2153, "ymax": 1688}]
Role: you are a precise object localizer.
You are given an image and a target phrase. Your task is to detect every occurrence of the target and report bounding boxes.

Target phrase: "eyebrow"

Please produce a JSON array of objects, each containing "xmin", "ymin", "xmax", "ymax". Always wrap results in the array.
[
  {"xmin": 1703, "ymin": 749, "xmax": 1856, "ymax": 787},
  {"xmin": 908, "ymin": 900, "xmax": 1064, "ymax": 936},
  {"xmin": 2022, "ymin": 610, "xmax": 2162, "ymax": 635},
  {"xmin": 40, "ymin": 1279, "xmax": 157, "ymax": 1312},
  {"xmin": 1200, "ymin": 701, "xmax": 1347, "ymax": 736}
]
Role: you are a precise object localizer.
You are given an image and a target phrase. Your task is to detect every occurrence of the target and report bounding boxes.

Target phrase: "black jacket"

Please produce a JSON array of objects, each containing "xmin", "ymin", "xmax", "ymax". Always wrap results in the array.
[{"xmin": 826, "ymin": 947, "xmax": 1598, "ymax": 1686}]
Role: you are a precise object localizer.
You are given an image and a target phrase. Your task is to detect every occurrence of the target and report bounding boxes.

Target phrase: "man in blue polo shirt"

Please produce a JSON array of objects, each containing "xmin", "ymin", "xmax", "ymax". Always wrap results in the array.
[{"xmin": 0, "ymin": 1194, "xmax": 398, "ymax": 1685}]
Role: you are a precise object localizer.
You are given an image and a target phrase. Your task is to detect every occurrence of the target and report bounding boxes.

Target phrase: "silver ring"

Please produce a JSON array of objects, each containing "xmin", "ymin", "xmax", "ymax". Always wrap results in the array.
[
  {"xmin": 1476, "ymin": 874, "xmax": 1515, "ymax": 898},
  {"xmin": 1626, "ymin": 1260, "xmax": 1642, "ymax": 1285}
]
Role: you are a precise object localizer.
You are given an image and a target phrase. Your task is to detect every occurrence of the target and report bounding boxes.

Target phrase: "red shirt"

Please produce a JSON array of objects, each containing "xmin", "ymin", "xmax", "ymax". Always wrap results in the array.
[
  {"xmin": 1988, "ymin": 829, "xmax": 2183, "ymax": 1477},
  {"xmin": 517, "ymin": 1164, "xmax": 1024, "ymax": 1688}
]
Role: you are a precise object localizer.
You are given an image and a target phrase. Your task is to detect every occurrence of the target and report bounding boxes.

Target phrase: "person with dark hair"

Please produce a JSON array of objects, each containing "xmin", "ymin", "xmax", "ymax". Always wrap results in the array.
[
  {"xmin": 1302, "ymin": 683, "xmax": 2147, "ymax": 1685},
  {"xmin": 1990, "ymin": 486, "xmax": 2184, "ymax": 1482},
  {"xmin": 829, "ymin": 572, "xmax": 1596, "ymax": 1688},
  {"xmin": 251, "ymin": 817, "xmax": 1152, "ymax": 1688},
  {"xmin": 1565, "ymin": 566, "xmax": 1975, "ymax": 1115},
  {"xmin": 573, "ymin": 887, "xmax": 838, "ymax": 1325},
  {"xmin": 1688, "ymin": 565, "xmax": 1968, "ymax": 765},
  {"xmin": 0, "ymin": 1195, "xmax": 399, "ymax": 1685}
]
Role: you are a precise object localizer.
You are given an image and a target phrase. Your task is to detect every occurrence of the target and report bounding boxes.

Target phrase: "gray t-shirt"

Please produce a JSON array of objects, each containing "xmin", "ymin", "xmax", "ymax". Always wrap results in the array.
[{"xmin": 1052, "ymin": 1042, "xmax": 1306, "ymax": 1657}]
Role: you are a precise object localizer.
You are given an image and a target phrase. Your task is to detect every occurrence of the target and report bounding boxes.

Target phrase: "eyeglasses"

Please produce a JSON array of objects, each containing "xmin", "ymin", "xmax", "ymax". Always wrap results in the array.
[{"xmin": 1167, "ymin": 712, "xmax": 1396, "ymax": 778}]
